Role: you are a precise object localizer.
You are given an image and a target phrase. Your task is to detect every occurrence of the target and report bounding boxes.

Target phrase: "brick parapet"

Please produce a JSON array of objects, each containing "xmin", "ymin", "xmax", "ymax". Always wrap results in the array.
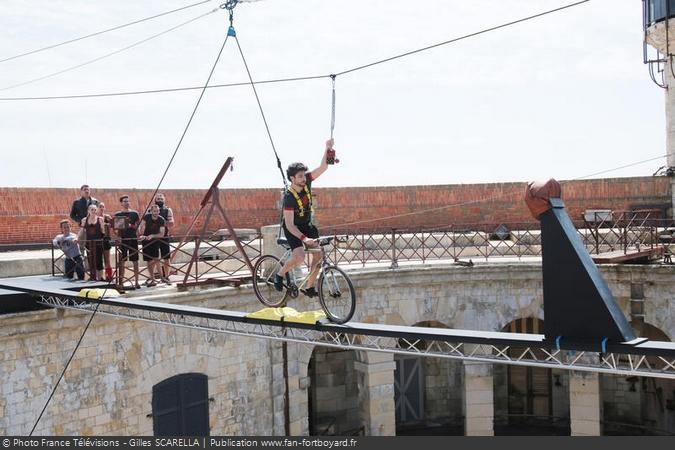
[{"xmin": 0, "ymin": 177, "xmax": 669, "ymax": 244}]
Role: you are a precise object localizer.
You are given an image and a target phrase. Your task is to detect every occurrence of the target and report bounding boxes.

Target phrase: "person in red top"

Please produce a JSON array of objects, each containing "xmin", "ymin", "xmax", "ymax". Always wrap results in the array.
[{"xmin": 274, "ymin": 139, "xmax": 335, "ymax": 297}]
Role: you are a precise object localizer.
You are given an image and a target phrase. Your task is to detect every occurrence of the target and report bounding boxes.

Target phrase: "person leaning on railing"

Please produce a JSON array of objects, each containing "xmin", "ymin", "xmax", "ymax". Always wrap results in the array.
[{"xmin": 53, "ymin": 219, "xmax": 85, "ymax": 281}]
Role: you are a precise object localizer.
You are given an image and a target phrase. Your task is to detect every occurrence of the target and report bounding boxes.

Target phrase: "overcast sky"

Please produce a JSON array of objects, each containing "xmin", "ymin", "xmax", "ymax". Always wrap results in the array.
[{"xmin": 0, "ymin": 0, "xmax": 667, "ymax": 190}]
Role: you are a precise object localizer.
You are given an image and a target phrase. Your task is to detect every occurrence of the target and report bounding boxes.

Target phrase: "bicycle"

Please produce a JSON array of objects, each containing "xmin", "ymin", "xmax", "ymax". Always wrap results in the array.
[{"xmin": 252, "ymin": 236, "xmax": 356, "ymax": 324}]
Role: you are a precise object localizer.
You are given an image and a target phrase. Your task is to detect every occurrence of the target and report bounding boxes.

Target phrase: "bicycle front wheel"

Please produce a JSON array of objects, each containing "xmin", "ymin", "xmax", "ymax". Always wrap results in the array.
[
  {"xmin": 252, "ymin": 255, "xmax": 288, "ymax": 307},
  {"xmin": 318, "ymin": 266, "xmax": 356, "ymax": 324}
]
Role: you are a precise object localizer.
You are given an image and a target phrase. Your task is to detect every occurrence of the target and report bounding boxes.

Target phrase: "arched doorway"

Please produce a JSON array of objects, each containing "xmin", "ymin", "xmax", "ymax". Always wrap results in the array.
[
  {"xmin": 307, "ymin": 347, "xmax": 362, "ymax": 435},
  {"xmin": 151, "ymin": 373, "xmax": 210, "ymax": 436},
  {"xmin": 493, "ymin": 318, "xmax": 570, "ymax": 435},
  {"xmin": 601, "ymin": 322, "xmax": 675, "ymax": 435},
  {"xmin": 394, "ymin": 321, "xmax": 463, "ymax": 435}
]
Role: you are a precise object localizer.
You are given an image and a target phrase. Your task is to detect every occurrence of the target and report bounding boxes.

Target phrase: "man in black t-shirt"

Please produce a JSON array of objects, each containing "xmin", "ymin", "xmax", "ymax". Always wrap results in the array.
[
  {"xmin": 70, "ymin": 184, "xmax": 99, "ymax": 225},
  {"xmin": 114, "ymin": 195, "xmax": 141, "ymax": 290},
  {"xmin": 274, "ymin": 139, "xmax": 336, "ymax": 297},
  {"xmin": 154, "ymin": 193, "xmax": 174, "ymax": 283},
  {"xmin": 139, "ymin": 204, "xmax": 166, "ymax": 287}
]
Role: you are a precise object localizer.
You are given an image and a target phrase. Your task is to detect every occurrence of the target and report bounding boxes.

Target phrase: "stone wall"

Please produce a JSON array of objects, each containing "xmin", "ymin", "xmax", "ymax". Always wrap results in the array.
[
  {"xmin": 0, "ymin": 287, "xmax": 276, "ymax": 435},
  {"xmin": 1, "ymin": 261, "xmax": 674, "ymax": 435}
]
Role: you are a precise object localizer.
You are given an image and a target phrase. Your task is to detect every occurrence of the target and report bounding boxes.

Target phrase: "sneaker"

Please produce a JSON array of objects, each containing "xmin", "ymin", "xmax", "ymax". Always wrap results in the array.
[
  {"xmin": 134, "ymin": 283, "xmax": 141, "ymax": 290},
  {"xmin": 301, "ymin": 287, "xmax": 318, "ymax": 298},
  {"xmin": 273, "ymin": 274, "xmax": 284, "ymax": 292},
  {"xmin": 161, "ymin": 277, "xmax": 172, "ymax": 285}
]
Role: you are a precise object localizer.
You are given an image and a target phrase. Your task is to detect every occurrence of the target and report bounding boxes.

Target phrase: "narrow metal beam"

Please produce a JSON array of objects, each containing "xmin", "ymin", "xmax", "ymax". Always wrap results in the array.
[{"xmin": 34, "ymin": 293, "xmax": 675, "ymax": 380}]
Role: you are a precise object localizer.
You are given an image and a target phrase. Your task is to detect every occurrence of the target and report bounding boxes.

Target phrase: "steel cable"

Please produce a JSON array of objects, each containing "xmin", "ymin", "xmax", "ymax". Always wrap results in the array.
[
  {"xmin": 0, "ymin": 0, "xmax": 215, "ymax": 64},
  {"xmin": 28, "ymin": 26, "xmax": 233, "ymax": 435},
  {"xmin": 233, "ymin": 33, "xmax": 287, "ymax": 188},
  {"xmin": 0, "ymin": 0, "xmax": 591, "ymax": 101},
  {"xmin": 0, "ymin": 8, "xmax": 220, "ymax": 92}
]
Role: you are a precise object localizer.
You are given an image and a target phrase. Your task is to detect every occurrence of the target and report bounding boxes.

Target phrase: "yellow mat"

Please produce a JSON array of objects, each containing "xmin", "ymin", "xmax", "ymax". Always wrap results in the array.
[
  {"xmin": 78, "ymin": 288, "xmax": 121, "ymax": 299},
  {"xmin": 247, "ymin": 307, "xmax": 326, "ymax": 324}
]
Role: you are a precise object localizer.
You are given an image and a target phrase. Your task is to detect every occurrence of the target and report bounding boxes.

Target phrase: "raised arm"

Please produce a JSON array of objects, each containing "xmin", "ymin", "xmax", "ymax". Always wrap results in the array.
[{"xmin": 307, "ymin": 139, "xmax": 334, "ymax": 182}]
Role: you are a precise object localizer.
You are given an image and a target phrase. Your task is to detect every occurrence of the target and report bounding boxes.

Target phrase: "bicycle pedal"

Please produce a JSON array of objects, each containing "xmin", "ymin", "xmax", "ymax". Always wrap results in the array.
[{"xmin": 301, "ymin": 288, "xmax": 318, "ymax": 298}]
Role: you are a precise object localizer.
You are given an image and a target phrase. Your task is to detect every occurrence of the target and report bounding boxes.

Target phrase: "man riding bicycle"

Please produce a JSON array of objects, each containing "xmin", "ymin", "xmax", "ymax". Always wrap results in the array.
[{"xmin": 274, "ymin": 139, "xmax": 336, "ymax": 297}]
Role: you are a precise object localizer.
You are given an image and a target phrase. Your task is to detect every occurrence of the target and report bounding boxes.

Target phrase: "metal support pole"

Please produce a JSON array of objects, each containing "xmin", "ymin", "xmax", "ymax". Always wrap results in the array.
[{"xmin": 390, "ymin": 229, "xmax": 398, "ymax": 269}]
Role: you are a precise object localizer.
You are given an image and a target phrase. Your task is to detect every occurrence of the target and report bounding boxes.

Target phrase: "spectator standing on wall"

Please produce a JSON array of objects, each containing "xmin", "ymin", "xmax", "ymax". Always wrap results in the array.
[
  {"xmin": 139, "ymin": 204, "xmax": 166, "ymax": 287},
  {"xmin": 70, "ymin": 184, "xmax": 99, "ymax": 225},
  {"xmin": 52, "ymin": 220, "xmax": 85, "ymax": 280},
  {"xmin": 98, "ymin": 202, "xmax": 114, "ymax": 282},
  {"xmin": 154, "ymin": 193, "xmax": 174, "ymax": 284},
  {"xmin": 114, "ymin": 195, "xmax": 141, "ymax": 291},
  {"xmin": 81, "ymin": 204, "xmax": 105, "ymax": 281}
]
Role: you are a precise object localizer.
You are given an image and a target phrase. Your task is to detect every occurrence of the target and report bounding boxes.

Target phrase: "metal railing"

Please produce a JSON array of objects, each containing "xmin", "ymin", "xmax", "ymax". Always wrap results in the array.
[
  {"xmin": 50, "ymin": 232, "xmax": 262, "ymax": 288},
  {"xmin": 49, "ymin": 212, "xmax": 673, "ymax": 282},
  {"xmin": 582, "ymin": 209, "xmax": 667, "ymax": 255},
  {"xmin": 322, "ymin": 213, "xmax": 673, "ymax": 268}
]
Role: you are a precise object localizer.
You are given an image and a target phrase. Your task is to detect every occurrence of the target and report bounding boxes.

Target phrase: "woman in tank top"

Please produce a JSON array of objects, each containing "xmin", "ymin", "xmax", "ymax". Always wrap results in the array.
[
  {"xmin": 81, "ymin": 204, "xmax": 105, "ymax": 281},
  {"xmin": 98, "ymin": 202, "xmax": 114, "ymax": 281}
]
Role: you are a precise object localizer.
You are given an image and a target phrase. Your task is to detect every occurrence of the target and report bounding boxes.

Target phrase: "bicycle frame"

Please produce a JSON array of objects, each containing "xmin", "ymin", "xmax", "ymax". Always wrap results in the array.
[
  {"xmin": 279, "ymin": 246, "xmax": 329, "ymax": 292},
  {"xmin": 253, "ymin": 237, "xmax": 355, "ymax": 323}
]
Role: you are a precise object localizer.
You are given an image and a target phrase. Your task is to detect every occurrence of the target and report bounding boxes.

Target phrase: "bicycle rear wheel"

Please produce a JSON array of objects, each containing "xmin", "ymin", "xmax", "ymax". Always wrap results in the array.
[
  {"xmin": 252, "ymin": 255, "xmax": 288, "ymax": 307},
  {"xmin": 318, "ymin": 265, "xmax": 356, "ymax": 324}
]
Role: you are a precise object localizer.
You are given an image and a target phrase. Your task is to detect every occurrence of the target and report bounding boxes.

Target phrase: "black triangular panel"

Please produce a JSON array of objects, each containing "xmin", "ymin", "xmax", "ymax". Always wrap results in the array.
[{"xmin": 540, "ymin": 199, "xmax": 635, "ymax": 343}]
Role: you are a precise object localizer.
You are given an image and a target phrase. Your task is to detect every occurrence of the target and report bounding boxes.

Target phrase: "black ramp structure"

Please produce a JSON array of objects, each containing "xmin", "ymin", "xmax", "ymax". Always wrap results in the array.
[{"xmin": 526, "ymin": 179, "xmax": 636, "ymax": 348}]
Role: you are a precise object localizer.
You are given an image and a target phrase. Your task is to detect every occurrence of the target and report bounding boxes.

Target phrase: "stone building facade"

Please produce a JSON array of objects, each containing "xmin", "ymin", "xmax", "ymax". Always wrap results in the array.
[{"xmin": 1, "ymin": 262, "xmax": 673, "ymax": 436}]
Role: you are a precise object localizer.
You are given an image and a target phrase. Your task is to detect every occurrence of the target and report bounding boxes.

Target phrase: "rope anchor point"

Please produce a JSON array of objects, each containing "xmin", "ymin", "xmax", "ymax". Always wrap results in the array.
[
  {"xmin": 220, "ymin": 0, "xmax": 238, "ymax": 26},
  {"xmin": 220, "ymin": 0, "xmax": 239, "ymax": 11}
]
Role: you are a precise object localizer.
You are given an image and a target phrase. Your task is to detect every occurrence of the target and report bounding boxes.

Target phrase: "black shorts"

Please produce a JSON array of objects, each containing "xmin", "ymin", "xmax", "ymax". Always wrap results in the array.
[
  {"xmin": 158, "ymin": 238, "xmax": 171, "ymax": 259},
  {"xmin": 142, "ymin": 240, "xmax": 160, "ymax": 261},
  {"xmin": 283, "ymin": 223, "xmax": 319, "ymax": 250},
  {"xmin": 119, "ymin": 238, "xmax": 139, "ymax": 262}
]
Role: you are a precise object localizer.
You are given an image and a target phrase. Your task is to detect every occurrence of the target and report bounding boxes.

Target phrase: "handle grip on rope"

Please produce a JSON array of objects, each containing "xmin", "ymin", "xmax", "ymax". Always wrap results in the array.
[{"xmin": 326, "ymin": 148, "xmax": 339, "ymax": 165}]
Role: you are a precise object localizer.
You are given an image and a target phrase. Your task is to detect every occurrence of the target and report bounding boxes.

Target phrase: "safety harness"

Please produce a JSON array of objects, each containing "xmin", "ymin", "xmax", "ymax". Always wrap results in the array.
[{"xmin": 288, "ymin": 185, "xmax": 314, "ymax": 218}]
